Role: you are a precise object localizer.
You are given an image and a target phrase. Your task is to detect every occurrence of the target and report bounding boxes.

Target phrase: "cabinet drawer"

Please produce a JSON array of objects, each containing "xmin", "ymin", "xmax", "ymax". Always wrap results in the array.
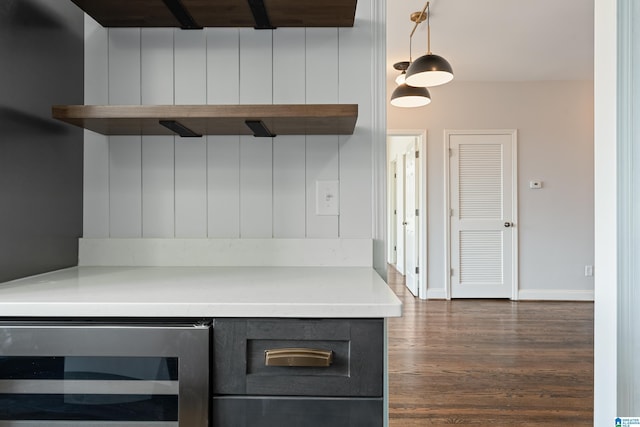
[
  {"xmin": 213, "ymin": 318, "xmax": 383, "ymax": 397},
  {"xmin": 213, "ymin": 396, "xmax": 383, "ymax": 427}
]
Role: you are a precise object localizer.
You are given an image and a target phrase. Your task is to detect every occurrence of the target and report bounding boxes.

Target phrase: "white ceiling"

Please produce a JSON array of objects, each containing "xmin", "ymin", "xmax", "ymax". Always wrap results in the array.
[{"xmin": 386, "ymin": 0, "xmax": 594, "ymax": 82}]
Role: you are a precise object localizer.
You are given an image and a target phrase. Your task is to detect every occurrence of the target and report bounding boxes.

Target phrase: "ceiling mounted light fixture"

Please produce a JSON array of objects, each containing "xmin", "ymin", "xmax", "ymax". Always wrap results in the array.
[
  {"xmin": 390, "ymin": 61, "xmax": 431, "ymax": 108},
  {"xmin": 405, "ymin": 1, "xmax": 454, "ymax": 88},
  {"xmin": 390, "ymin": 12, "xmax": 431, "ymax": 108}
]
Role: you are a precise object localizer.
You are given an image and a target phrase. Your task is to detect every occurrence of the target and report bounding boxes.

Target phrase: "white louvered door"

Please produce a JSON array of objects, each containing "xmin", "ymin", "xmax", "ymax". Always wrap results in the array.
[{"xmin": 449, "ymin": 131, "xmax": 517, "ymax": 298}]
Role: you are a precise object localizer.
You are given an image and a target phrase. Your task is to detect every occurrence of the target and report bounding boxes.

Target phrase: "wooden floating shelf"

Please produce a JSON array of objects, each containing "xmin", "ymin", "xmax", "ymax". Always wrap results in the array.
[
  {"xmin": 52, "ymin": 105, "xmax": 358, "ymax": 137},
  {"xmin": 70, "ymin": 0, "xmax": 357, "ymax": 28}
]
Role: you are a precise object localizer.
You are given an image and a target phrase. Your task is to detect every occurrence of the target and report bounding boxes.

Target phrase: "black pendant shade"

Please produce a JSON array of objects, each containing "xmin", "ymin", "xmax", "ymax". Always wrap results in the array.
[
  {"xmin": 405, "ymin": 53, "xmax": 454, "ymax": 87},
  {"xmin": 390, "ymin": 84, "xmax": 431, "ymax": 108}
]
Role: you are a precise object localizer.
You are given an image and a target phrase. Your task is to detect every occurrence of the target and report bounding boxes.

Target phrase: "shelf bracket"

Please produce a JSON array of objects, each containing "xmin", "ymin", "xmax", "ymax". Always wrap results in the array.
[
  {"xmin": 247, "ymin": 0, "xmax": 276, "ymax": 29},
  {"xmin": 162, "ymin": 0, "xmax": 202, "ymax": 29},
  {"xmin": 245, "ymin": 120, "xmax": 276, "ymax": 138},
  {"xmin": 159, "ymin": 120, "xmax": 202, "ymax": 138}
]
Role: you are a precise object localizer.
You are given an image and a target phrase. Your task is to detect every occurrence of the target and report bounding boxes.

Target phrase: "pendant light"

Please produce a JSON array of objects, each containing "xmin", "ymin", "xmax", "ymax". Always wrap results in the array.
[
  {"xmin": 389, "ymin": 11, "xmax": 431, "ymax": 108},
  {"xmin": 390, "ymin": 61, "xmax": 431, "ymax": 108},
  {"xmin": 405, "ymin": 2, "xmax": 454, "ymax": 88}
]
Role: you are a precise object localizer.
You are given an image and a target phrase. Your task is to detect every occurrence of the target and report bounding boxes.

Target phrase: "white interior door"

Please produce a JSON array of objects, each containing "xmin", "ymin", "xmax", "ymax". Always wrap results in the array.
[
  {"xmin": 395, "ymin": 155, "xmax": 405, "ymax": 275},
  {"xmin": 404, "ymin": 143, "xmax": 419, "ymax": 296},
  {"xmin": 388, "ymin": 131, "xmax": 428, "ymax": 298},
  {"xmin": 448, "ymin": 130, "xmax": 517, "ymax": 299}
]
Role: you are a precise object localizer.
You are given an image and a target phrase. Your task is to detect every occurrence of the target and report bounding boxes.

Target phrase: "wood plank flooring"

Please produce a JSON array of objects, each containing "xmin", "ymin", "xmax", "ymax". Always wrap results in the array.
[{"xmin": 387, "ymin": 266, "xmax": 594, "ymax": 426}]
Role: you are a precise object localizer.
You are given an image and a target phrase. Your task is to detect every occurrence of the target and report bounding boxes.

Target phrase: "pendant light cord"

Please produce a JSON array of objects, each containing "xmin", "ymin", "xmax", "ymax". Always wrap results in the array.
[
  {"xmin": 410, "ymin": 1, "xmax": 430, "ymax": 55},
  {"xmin": 427, "ymin": 2, "xmax": 431, "ymax": 54},
  {"xmin": 409, "ymin": 33, "xmax": 413, "ymax": 62}
]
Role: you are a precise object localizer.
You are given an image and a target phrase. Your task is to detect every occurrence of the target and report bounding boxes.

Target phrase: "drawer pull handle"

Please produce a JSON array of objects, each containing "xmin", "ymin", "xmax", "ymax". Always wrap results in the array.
[{"xmin": 264, "ymin": 348, "xmax": 333, "ymax": 367}]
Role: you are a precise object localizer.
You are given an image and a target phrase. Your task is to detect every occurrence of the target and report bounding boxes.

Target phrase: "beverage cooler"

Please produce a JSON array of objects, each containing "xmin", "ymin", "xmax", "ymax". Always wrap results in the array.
[{"xmin": 0, "ymin": 321, "xmax": 210, "ymax": 426}]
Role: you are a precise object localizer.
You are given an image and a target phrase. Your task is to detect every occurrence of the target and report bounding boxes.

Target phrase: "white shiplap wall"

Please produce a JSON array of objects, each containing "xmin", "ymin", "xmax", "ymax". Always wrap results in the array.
[{"xmin": 82, "ymin": 1, "xmax": 377, "ymax": 265}]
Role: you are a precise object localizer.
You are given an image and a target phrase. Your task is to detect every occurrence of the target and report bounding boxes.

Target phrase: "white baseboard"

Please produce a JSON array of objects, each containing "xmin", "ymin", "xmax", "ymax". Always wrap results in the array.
[
  {"xmin": 79, "ymin": 238, "xmax": 373, "ymax": 267},
  {"xmin": 518, "ymin": 289, "xmax": 594, "ymax": 301},
  {"xmin": 425, "ymin": 288, "xmax": 447, "ymax": 300},
  {"xmin": 420, "ymin": 288, "xmax": 594, "ymax": 301}
]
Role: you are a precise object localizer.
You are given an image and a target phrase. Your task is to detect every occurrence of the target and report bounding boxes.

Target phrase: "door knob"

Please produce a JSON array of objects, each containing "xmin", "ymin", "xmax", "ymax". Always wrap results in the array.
[
  {"xmin": 504, "ymin": 222, "xmax": 512, "ymax": 228},
  {"xmin": 403, "ymin": 221, "xmax": 408, "ymax": 226}
]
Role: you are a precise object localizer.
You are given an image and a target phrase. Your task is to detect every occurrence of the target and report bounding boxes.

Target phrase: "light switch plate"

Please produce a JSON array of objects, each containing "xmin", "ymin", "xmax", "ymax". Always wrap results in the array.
[
  {"xmin": 316, "ymin": 180, "xmax": 339, "ymax": 216},
  {"xmin": 529, "ymin": 180, "xmax": 543, "ymax": 189}
]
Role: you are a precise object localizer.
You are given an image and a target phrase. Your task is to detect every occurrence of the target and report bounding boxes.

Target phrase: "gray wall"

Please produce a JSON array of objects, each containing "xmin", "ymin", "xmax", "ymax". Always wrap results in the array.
[
  {"xmin": 0, "ymin": 0, "xmax": 84, "ymax": 282},
  {"xmin": 388, "ymin": 79, "xmax": 594, "ymax": 300}
]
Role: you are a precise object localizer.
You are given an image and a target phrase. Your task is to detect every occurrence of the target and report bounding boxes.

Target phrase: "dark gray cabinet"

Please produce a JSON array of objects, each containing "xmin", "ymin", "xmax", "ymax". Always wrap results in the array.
[
  {"xmin": 213, "ymin": 318, "xmax": 384, "ymax": 426},
  {"xmin": 213, "ymin": 397, "xmax": 382, "ymax": 427},
  {"xmin": 0, "ymin": 317, "xmax": 385, "ymax": 426}
]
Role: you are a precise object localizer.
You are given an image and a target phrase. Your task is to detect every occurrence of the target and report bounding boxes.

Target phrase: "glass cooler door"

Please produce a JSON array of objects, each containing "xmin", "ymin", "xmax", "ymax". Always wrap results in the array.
[{"xmin": 0, "ymin": 322, "xmax": 210, "ymax": 427}]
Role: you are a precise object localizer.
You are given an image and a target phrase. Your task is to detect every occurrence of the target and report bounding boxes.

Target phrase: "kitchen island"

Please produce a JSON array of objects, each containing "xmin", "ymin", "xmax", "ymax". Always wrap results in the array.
[{"xmin": 0, "ymin": 266, "xmax": 401, "ymax": 427}]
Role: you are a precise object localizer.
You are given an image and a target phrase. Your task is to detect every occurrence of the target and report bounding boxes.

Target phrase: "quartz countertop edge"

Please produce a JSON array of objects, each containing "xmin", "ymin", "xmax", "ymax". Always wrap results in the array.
[{"xmin": 0, "ymin": 266, "xmax": 402, "ymax": 318}]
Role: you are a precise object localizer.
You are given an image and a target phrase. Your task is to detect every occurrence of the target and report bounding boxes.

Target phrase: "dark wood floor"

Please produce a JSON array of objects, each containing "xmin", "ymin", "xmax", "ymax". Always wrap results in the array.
[{"xmin": 387, "ymin": 266, "xmax": 594, "ymax": 426}]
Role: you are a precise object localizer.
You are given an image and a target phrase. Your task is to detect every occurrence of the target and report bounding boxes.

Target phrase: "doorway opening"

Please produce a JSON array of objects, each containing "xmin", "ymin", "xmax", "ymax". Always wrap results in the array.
[{"xmin": 387, "ymin": 130, "xmax": 427, "ymax": 299}]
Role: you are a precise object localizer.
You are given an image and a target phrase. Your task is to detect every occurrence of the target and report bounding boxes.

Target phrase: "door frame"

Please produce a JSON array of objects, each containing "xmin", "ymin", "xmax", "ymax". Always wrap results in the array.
[
  {"xmin": 444, "ymin": 129, "xmax": 519, "ymax": 300},
  {"xmin": 389, "ymin": 159, "xmax": 398, "ymax": 266},
  {"xmin": 387, "ymin": 129, "xmax": 428, "ymax": 298}
]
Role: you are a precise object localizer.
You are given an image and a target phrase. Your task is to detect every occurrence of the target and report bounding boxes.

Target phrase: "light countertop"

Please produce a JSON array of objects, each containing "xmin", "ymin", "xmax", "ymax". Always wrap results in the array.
[{"xmin": 0, "ymin": 267, "xmax": 402, "ymax": 318}]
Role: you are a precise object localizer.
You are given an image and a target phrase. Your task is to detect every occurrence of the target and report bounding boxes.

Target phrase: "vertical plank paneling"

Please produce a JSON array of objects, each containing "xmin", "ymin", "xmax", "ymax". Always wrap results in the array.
[
  {"xmin": 207, "ymin": 29, "xmax": 240, "ymax": 237},
  {"xmin": 83, "ymin": 15, "xmax": 109, "ymax": 238},
  {"xmin": 84, "ymin": 6, "xmax": 379, "ymax": 257},
  {"xmin": 141, "ymin": 29, "xmax": 175, "ymax": 237},
  {"xmin": 174, "ymin": 30, "xmax": 207, "ymax": 237},
  {"xmin": 339, "ymin": 1, "xmax": 372, "ymax": 238},
  {"xmin": 175, "ymin": 141, "xmax": 208, "ymax": 237},
  {"xmin": 108, "ymin": 29, "xmax": 141, "ymax": 105},
  {"xmin": 85, "ymin": 16, "xmax": 108, "ymax": 104},
  {"xmin": 108, "ymin": 28, "xmax": 142, "ymax": 238},
  {"xmin": 207, "ymin": 28, "xmax": 240, "ymax": 104},
  {"xmin": 239, "ymin": 29, "xmax": 272, "ymax": 103},
  {"xmin": 239, "ymin": 29, "xmax": 273, "ymax": 237},
  {"xmin": 240, "ymin": 136, "xmax": 273, "ymax": 237},
  {"xmin": 83, "ymin": 129, "xmax": 110, "ymax": 238},
  {"xmin": 273, "ymin": 29, "xmax": 306, "ymax": 237},
  {"xmin": 306, "ymin": 29, "xmax": 339, "ymax": 238},
  {"xmin": 174, "ymin": 30, "xmax": 207, "ymax": 105},
  {"xmin": 305, "ymin": 136, "xmax": 339, "ymax": 238},
  {"xmin": 141, "ymin": 29, "xmax": 174, "ymax": 105},
  {"xmin": 273, "ymin": 29, "xmax": 305, "ymax": 104},
  {"xmin": 109, "ymin": 137, "xmax": 142, "ymax": 238},
  {"xmin": 141, "ymin": 138, "xmax": 175, "ymax": 237},
  {"xmin": 306, "ymin": 28, "xmax": 338, "ymax": 103},
  {"xmin": 208, "ymin": 136, "xmax": 240, "ymax": 238},
  {"xmin": 273, "ymin": 137, "xmax": 306, "ymax": 237}
]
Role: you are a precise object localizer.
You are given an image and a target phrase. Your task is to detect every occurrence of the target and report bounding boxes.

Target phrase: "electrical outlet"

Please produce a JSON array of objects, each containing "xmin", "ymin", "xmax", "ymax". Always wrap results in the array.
[{"xmin": 585, "ymin": 265, "xmax": 594, "ymax": 277}]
